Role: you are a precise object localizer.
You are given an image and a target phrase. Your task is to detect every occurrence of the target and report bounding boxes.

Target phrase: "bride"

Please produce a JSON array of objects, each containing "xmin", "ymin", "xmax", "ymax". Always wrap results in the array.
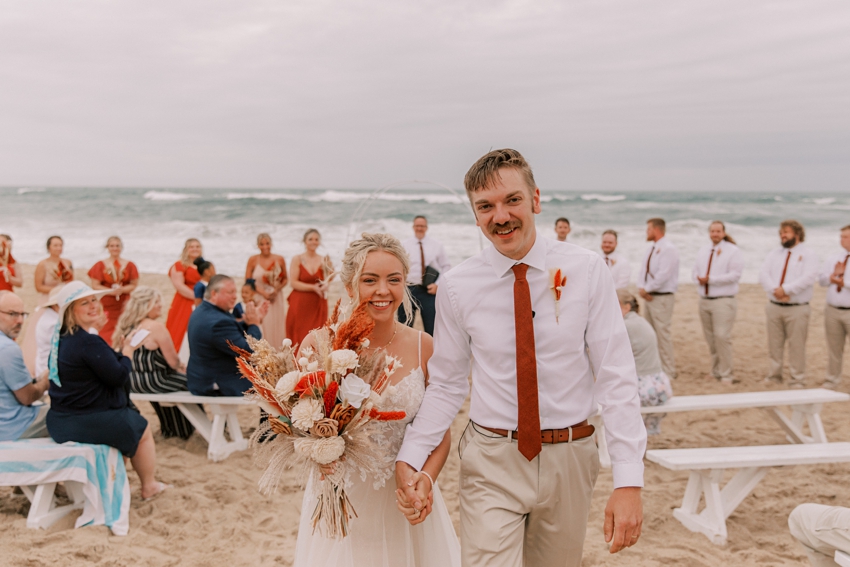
[{"xmin": 294, "ymin": 233, "xmax": 461, "ymax": 567}]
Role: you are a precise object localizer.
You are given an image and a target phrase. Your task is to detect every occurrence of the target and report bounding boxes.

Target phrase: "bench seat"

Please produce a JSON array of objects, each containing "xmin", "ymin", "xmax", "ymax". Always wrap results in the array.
[
  {"xmin": 130, "ymin": 392, "xmax": 255, "ymax": 461},
  {"xmin": 646, "ymin": 442, "xmax": 850, "ymax": 545}
]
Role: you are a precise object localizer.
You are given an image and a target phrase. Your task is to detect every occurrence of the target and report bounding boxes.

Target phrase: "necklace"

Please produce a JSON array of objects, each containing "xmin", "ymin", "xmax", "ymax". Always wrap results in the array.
[{"xmin": 366, "ymin": 322, "xmax": 398, "ymax": 350}]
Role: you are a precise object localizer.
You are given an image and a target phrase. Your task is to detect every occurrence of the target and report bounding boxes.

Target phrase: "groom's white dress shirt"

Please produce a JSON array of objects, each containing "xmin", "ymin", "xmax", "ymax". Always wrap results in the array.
[
  {"xmin": 396, "ymin": 236, "xmax": 647, "ymax": 488},
  {"xmin": 637, "ymin": 236, "xmax": 679, "ymax": 293}
]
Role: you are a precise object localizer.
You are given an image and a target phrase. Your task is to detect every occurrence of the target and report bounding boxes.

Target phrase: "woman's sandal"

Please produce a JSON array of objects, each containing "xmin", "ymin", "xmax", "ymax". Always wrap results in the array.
[{"xmin": 141, "ymin": 482, "xmax": 172, "ymax": 502}]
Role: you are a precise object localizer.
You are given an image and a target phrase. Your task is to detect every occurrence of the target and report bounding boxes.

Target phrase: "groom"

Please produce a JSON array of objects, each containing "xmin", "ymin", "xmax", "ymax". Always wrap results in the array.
[{"xmin": 396, "ymin": 149, "xmax": 646, "ymax": 566}]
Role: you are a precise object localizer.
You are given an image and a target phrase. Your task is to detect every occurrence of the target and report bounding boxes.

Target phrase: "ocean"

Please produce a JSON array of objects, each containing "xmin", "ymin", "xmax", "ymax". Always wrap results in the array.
[{"xmin": 2, "ymin": 186, "xmax": 849, "ymax": 284}]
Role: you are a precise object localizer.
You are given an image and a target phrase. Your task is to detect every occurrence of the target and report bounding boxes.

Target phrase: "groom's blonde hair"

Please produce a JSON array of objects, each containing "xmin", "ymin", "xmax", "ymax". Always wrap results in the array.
[
  {"xmin": 340, "ymin": 233, "xmax": 414, "ymax": 325},
  {"xmin": 464, "ymin": 148, "xmax": 537, "ymax": 199}
]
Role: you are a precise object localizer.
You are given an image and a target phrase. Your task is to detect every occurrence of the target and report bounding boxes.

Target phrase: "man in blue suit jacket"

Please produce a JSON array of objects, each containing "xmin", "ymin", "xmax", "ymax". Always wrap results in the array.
[{"xmin": 187, "ymin": 275, "xmax": 269, "ymax": 396}]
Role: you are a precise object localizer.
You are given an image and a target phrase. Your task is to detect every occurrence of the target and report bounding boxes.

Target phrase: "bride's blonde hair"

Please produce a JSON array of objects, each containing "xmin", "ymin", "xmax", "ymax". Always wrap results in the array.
[
  {"xmin": 112, "ymin": 286, "xmax": 162, "ymax": 350},
  {"xmin": 340, "ymin": 233, "xmax": 413, "ymax": 325}
]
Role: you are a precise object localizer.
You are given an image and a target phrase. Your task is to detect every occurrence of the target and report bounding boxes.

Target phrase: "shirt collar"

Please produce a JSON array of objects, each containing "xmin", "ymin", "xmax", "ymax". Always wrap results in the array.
[{"xmin": 486, "ymin": 233, "xmax": 548, "ymax": 278}]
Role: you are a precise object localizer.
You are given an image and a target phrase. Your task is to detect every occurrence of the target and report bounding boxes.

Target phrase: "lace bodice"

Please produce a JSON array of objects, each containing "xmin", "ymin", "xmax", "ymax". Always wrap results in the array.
[{"xmin": 354, "ymin": 366, "xmax": 426, "ymax": 490}]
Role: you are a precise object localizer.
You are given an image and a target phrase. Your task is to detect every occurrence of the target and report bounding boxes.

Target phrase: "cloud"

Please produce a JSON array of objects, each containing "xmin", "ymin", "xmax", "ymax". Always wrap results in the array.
[{"xmin": 0, "ymin": 0, "xmax": 848, "ymax": 190}]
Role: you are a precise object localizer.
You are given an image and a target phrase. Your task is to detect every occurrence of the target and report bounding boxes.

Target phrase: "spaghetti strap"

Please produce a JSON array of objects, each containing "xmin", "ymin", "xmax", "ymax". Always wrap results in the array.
[{"xmin": 417, "ymin": 331, "xmax": 422, "ymax": 370}]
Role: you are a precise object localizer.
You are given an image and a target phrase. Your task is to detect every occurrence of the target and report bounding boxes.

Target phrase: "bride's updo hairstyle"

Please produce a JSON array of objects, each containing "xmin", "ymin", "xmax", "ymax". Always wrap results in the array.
[{"xmin": 340, "ymin": 233, "xmax": 414, "ymax": 325}]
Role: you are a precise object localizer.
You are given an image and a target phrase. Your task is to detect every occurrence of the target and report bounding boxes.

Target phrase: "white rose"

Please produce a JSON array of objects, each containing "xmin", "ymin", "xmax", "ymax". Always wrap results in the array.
[
  {"xmin": 275, "ymin": 371, "xmax": 301, "ymax": 396},
  {"xmin": 339, "ymin": 373, "xmax": 371, "ymax": 409},
  {"xmin": 291, "ymin": 398, "xmax": 323, "ymax": 431},
  {"xmin": 282, "ymin": 338, "xmax": 292, "ymax": 348},
  {"xmin": 311, "ymin": 436, "xmax": 346, "ymax": 465},
  {"xmin": 330, "ymin": 349, "xmax": 360, "ymax": 375},
  {"xmin": 294, "ymin": 438, "xmax": 314, "ymax": 458}
]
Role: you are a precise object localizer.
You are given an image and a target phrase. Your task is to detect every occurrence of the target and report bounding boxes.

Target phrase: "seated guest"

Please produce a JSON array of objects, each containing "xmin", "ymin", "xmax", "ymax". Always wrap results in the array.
[
  {"xmin": 789, "ymin": 503, "xmax": 850, "ymax": 567},
  {"xmin": 187, "ymin": 274, "xmax": 267, "ymax": 396},
  {"xmin": 114, "ymin": 287, "xmax": 195, "ymax": 440},
  {"xmin": 46, "ymin": 282, "xmax": 169, "ymax": 500},
  {"xmin": 192, "ymin": 257, "xmax": 215, "ymax": 307},
  {"xmin": 0, "ymin": 291, "xmax": 49, "ymax": 441},
  {"xmin": 617, "ymin": 288, "xmax": 673, "ymax": 435},
  {"xmin": 34, "ymin": 284, "xmax": 65, "ymax": 379}
]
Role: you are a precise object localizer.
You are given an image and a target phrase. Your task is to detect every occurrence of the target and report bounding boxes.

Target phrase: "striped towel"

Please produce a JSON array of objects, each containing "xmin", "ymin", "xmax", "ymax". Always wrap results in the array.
[{"xmin": 0, "ymin": 438, "xmax": 130, "ymax": 535}]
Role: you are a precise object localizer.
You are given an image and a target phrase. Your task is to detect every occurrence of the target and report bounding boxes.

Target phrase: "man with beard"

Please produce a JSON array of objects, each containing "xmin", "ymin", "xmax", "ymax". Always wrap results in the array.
[
  {"xmin": 638, "ymin": 218, "xmax": 680, "ymax": 379},
  {"xmin": 601, "ymin": 229, "xmax": 631, "ymax": 290},
  {"xmin": 759, "ymin": 220, "xmax": 819, "ymax": 387}
]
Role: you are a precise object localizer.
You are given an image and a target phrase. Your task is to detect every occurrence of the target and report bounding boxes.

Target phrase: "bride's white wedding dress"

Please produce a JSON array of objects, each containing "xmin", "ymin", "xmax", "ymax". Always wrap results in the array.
[{"xmin": 293, "ymin": 333, "xmax": 461, "ymax": 567}]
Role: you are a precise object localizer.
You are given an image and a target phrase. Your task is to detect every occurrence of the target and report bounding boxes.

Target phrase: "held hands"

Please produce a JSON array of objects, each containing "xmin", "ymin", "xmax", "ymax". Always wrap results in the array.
[
  {"xmin": 638, "ymin": 289, "xmax": 653, "ymax": 302},
  {"xmin": 697, "ymin": 276, "xmax": 709, "ymax": 286},
  {"xmin": 773, "ymin": 287, "xmax": 790, "ymax": 302},
  {"xmin": 604, "ymin": 487, "xmax": 643, "ymax": 553},
  {"xmin": 395, "ymin": 462, "xmax": 434, "ymax": 525},
  {"xmin": 426, "ymin": 284, "xmax": 438, "ymax": 295}
]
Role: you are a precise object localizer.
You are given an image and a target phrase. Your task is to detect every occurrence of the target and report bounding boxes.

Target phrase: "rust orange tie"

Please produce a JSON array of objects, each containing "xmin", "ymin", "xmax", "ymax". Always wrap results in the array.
[{"xmin": 511, "ymin": 263, "xmax": 541, "ymax": 461}]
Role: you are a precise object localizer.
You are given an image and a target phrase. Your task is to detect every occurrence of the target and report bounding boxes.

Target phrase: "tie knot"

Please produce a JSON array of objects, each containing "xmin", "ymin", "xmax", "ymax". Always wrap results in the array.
[{"xmin": 511, "ymin": 263, "xmax": 529, "ymax": 280}]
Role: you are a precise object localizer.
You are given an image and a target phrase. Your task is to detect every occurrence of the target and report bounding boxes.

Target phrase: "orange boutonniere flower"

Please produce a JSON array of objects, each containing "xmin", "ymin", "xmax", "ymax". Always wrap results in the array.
[
  {"xmin": 549, "ymin": 268, "xmax": 567, "ymax": 324},
  {"xmin": 716, "ymin": 249, "xmax": 722, "ymax": 257}
]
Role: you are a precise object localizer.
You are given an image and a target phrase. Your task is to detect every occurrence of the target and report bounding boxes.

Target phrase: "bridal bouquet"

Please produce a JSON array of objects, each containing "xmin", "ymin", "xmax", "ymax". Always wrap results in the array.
[{"xmin": 231, "ymin": 301, "xmax": 405, "ymax": 538}]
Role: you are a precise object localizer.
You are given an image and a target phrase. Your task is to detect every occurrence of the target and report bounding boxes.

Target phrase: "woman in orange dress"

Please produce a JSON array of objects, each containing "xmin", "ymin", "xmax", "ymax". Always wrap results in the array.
[
  {"xmin": 285, "ymin": 229, "xmax": 334, "ymax": 347},
  {"xmin": 0, "ymin": 234, "xmax": 23, "ymax": 291},
  {"xmin": 87, "ymin": 236, "xmax": 139, "ymax": 344},
  {"xmin": 245, "ymin": 233, "xmax": 288, "ymax": 347},
  {"xmin": 165, "ymin": 238, "xmax": 202, "ymax": 357},
  {"xmin": 22, "ymin": 235, "xmax": 75, "ymax": 373}
]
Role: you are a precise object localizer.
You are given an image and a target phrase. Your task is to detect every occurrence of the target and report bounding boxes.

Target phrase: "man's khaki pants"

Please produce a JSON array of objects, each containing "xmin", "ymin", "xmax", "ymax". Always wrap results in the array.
[
  {"xmin": 643, "ymin": 293, "xmax": 677, "ymax": 378},
  {"xmin": 766, "ymin": 302, "xmax": 811, "ymax": 386},
  {"xmin": 698, "ymin": 297, "xmax": 737, "ymax": 381},
  {"xmin": 458, "ymin": 422, "xmax": 599, "ymax": 567},
  {"xmin": 824, "ymin": 305, "xmax": 850, "ymax": 388},
  {"xmin": 789, "ymin": 503, "xmax": 850, "ymax": 567}
]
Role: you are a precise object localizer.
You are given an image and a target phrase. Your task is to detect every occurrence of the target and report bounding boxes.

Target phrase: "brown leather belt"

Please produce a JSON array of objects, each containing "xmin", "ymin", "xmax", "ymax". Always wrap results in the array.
[{"xmin": 476, "ymin": 420, "xmax": 594, "ymax": 444}]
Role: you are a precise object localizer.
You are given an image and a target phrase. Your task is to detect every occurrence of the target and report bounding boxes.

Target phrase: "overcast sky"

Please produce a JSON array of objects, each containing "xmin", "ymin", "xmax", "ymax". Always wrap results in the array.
[{"xmin": 1, "ymin": 0, "xmax": 848, "ymax": 191}]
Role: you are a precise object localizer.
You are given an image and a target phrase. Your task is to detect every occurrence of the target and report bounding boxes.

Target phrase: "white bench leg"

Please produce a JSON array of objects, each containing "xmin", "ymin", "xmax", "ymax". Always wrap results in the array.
[
  {"xmin": 207, "ymin": 404, "xmax": 248, "ymax": 462},
  {"xmin": 765, "ymin": 406, "xmax": 819, "ymax": 444},
  {"xmin": 23, "ymin": 482, "xmax": 85, "ymax": 529},
  {"xmin": 175, "ymin": 403, "xmax": 214, "ymax": 444},
  {"xmin": 672, "ymin": 467, "xmax": 769, "ymax": 545},
  {"xmin": 589, "ymin": 416, "xmax": 611, "ymax": 468}
]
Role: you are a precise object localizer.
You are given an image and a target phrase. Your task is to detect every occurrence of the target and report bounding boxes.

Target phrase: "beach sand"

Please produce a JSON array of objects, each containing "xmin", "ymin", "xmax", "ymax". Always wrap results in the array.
[{"xmin": 2, "ymin": 264, "xmax": 846, "ymax": 566}]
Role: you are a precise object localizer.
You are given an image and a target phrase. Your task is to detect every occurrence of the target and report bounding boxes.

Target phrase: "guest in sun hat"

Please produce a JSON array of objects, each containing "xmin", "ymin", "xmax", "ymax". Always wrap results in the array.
[{"xmin": 46, "ymin": 281, "xmax": 169, "ymax": 501}]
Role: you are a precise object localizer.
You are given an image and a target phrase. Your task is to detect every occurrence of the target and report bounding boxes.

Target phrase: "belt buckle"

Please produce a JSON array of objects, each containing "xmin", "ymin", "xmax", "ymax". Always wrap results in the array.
[{"xmin": 567, "ymin": 426, "xmax": 573, "ymax": 443}]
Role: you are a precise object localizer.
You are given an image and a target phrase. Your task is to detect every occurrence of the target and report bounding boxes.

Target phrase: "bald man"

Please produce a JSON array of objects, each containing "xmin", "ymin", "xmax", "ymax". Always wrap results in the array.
[{"xmin": 0, "ymin": 291, "xmax": 49, "ymax": 441}]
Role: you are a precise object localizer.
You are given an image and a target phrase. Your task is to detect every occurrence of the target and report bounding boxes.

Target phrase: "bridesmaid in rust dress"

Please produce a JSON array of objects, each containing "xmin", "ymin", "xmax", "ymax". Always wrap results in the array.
[
  {"xmin": 88, "ymin": 236, "xmax": 139, "ymax": 344},
  {"xmin": 165, "ymin": 238, "xmax": 202, "ymax": 357},
  {"xmin": 245, "ymin": 233, "xmax": 288, "ymax": 347},
  {"xmin": 285, "ymin": 229, "xmax": 333, "ymax": 347}
]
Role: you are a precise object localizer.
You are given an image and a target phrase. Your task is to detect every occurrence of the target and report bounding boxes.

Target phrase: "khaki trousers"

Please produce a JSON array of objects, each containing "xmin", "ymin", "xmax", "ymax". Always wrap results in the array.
[
  {"xmin": 643, "ymin": 294, "xmax": 677, "ymax": 378},
  {"xmin": 824, "ymin": 305, "xmax": 850, "ymax": 388},
  {"xmin": 788, "ymin": 503, "xmax": 850, "ymax": 567},
  {"xmin": 766, "ymin": 302, "xmax": 811, "ymax": 386},
  {"xmin": 458, "ymin": 422, "xmax": 599, "ymax": 567},
  {"xmin": 698, "ymin": 297, "xmax": 737, "ymax": 380}
]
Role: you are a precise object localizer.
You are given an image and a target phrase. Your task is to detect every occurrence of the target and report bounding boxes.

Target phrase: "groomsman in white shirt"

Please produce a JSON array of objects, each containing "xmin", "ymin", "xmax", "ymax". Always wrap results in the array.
[
  {"xmin": 397, "ymin": 149, "xmax": 645, "ymax": 567},
  {"xmin": 601, "ymin": 229, "xmax": 631, "ymax": 289},
  {"xmin": 819, "ymin": 224, "xmax": 850, "ymax": 389},
  {"xmin": 759, "ymin": 220, "xmax": 819, "ymax": 388},
  {"xmin": 398, "ymin": 215, "xmax": 452, "ymax": 335},
  {"xmin": 638, "ymin": 218, "xmax": 679, "ymax": 379},
  {"xmin": 692, "ymin": 221, "xmax": 744, "ymax": 384}
]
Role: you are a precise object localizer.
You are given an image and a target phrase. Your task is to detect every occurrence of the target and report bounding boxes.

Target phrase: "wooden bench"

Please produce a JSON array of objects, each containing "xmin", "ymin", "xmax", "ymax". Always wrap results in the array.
[
  {"xmin": 0, "ymin": 438, "xmax": 130, "ymax": 535},
  {"xmin": 592, "ymin": 389, "xmax": 850, "ymax": 468},
  {"xmin": 646, "ymin": 442, "xmax": 850, "ymax": 545},
  {"xmin": 130, "ymin": 392, "xmax": 255, "ymax": 462}
]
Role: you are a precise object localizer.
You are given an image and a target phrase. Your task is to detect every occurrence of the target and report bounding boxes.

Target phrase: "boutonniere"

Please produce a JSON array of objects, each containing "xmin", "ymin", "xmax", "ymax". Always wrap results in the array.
[
  {"xmin": 716, "ymin": 249, "xmax": 722, "ymax": 257},
  {"xmin": 798, "ymin": 255, "xmax": 803, "ymax": 262},
  {"xmin": 610, "ymin": 258, "xmax": 616, "ymax": 266},
  {"xmin": 549, "ymin": 268, "xmax": 567, "ymax": 324}
]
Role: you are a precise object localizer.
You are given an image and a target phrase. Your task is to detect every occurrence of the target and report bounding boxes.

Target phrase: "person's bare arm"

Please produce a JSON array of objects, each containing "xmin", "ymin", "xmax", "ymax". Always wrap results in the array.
[
  {"xmin": 245, "ymin": 256, "xmax": 256, "ymax": 280},
  {"xmin": 34, "ymin": 262, "xmax": 52, "ymax": 294},
  {"xmin": 275, "ymin": 256, "xmax": 288, "ymax": 290},
  {"xmin": 169, "ymin": 267, "xmax": 195, "ymax": 300},
  {"xmin": 13, "ymin": 375, "xmax": 49, "ymax": 406},
  {"xmin": 150, "ymin": 322, "xmax": 181, "ymax": 369},
  {"xmin": 8, "ymin": 263, "xmax": 23, "ymax": 287}
]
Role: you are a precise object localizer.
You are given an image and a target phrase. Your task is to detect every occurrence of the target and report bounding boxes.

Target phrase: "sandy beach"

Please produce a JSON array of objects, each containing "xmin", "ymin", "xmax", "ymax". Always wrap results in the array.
[{"xmin": 1, "ymin": 263, "xmax": 846, "ymax": 566}]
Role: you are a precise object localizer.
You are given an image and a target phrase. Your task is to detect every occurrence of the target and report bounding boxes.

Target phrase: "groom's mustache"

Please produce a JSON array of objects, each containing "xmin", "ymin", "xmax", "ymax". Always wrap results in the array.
[{"xmin": 489, "ymin": 221, "xmax": 521, "ymax": 235}]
